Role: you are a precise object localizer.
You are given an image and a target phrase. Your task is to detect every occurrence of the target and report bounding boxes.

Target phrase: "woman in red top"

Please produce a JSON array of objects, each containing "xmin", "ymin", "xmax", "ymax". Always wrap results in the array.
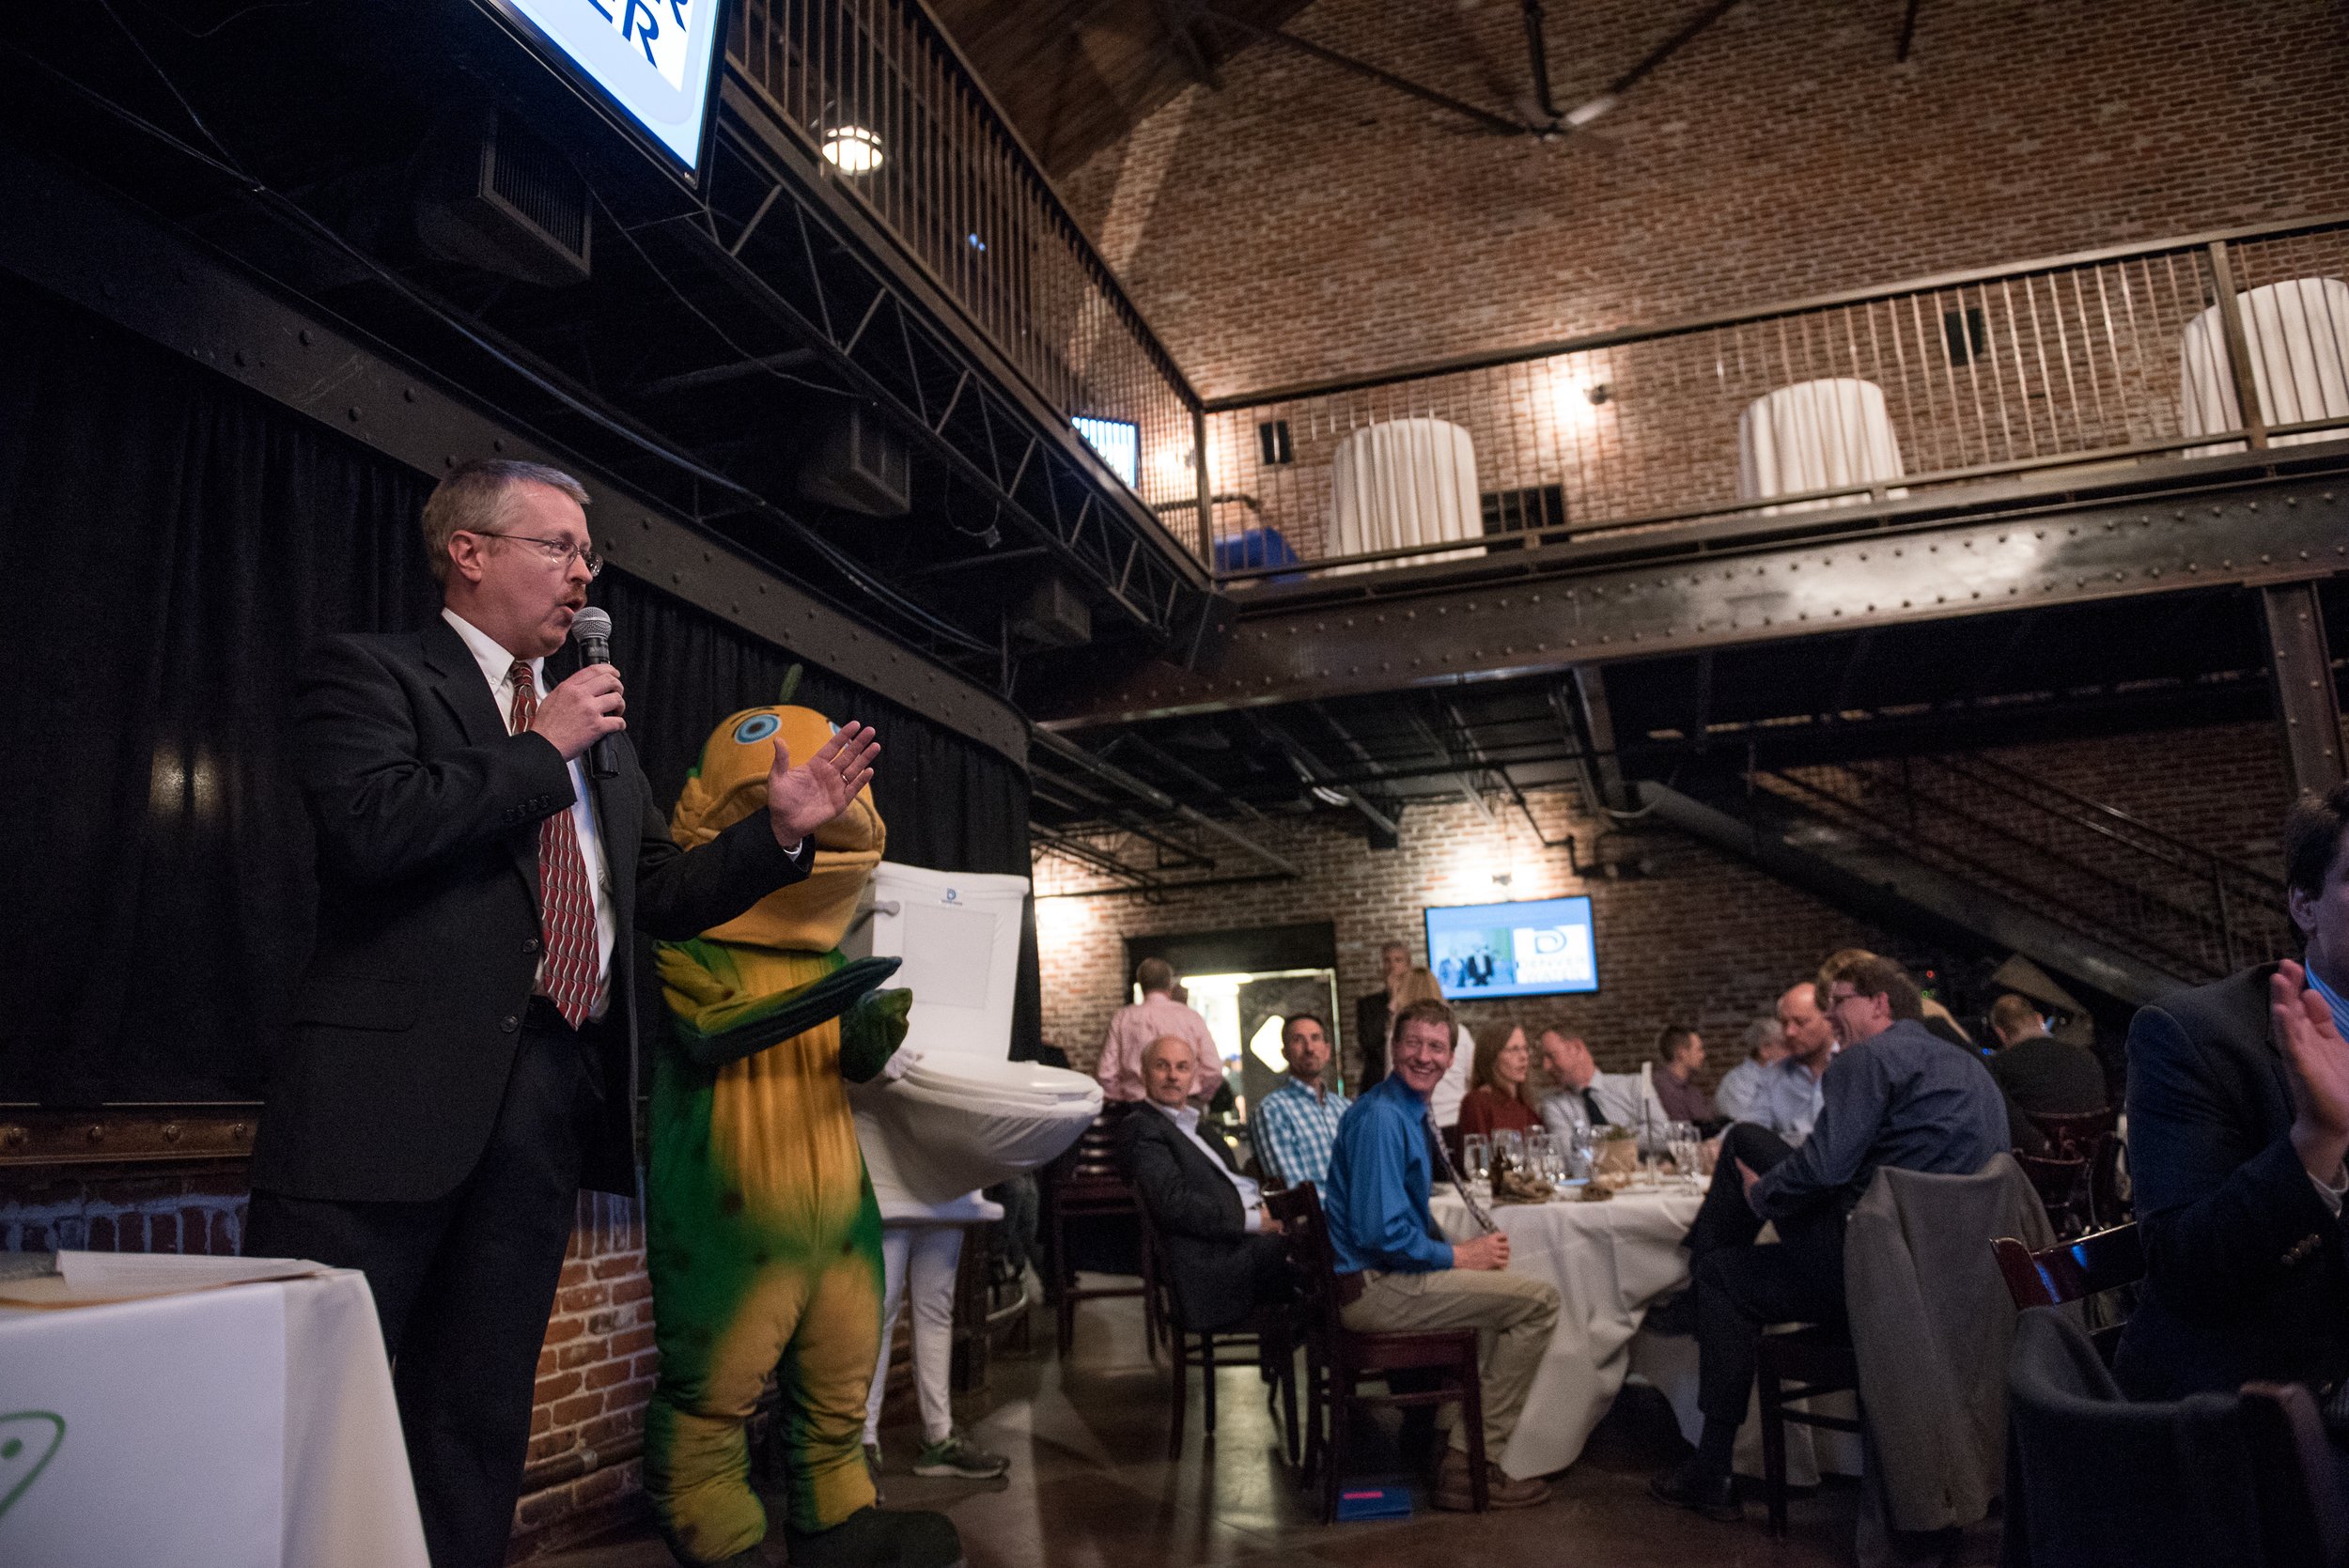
[{"xmin": 1456, "ymin": 1025, "xmax": 1542, "ymax": 1138}]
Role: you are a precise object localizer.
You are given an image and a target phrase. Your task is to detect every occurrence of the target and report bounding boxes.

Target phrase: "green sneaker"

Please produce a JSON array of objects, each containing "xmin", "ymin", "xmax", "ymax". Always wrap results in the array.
[{"xmin": 911, "ymin": 1432, "xmax": 1008, "ymax": 1479}]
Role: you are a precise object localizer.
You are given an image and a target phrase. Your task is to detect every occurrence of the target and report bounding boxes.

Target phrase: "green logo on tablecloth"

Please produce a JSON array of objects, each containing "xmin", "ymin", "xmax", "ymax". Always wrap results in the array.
[{"xmin": 0, "ymin": 1412, "xmax": 65, "ymax": 1519}]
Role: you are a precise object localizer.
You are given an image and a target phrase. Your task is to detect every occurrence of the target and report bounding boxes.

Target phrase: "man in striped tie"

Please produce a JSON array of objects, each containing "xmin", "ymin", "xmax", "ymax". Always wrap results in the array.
[{"xmin": 246, "ymin": 459, "xmax": 880, "ymax": 1568}]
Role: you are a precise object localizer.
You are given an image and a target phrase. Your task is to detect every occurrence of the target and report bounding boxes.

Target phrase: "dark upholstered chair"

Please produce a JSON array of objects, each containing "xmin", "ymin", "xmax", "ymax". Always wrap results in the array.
[
  {"xmin": 1264, "ymin": 1183, "xmax": 1489, "ymax": 1521},
  {"xmin": 2002, "ymin": 1305, "xmax": 2347, "ymax": 1567},
  {"xmin": 1041, "ymin": 1108, "xmax": 1156, "ymax": 1358}
]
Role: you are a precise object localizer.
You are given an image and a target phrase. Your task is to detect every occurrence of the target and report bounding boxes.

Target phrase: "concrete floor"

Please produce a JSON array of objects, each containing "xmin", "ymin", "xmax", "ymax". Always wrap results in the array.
[{"xmin": 543, "ymin": 1288, "xmax": 1988, "ymax": 1568}]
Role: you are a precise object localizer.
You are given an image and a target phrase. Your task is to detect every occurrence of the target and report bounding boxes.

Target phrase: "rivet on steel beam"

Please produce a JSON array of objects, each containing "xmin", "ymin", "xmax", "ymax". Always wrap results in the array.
[
  {"xmin": 347, "ymin": 407, "xmax": 361, "ymax": 421},
  {"xmin": 300, "ymin": 328, "xmax": 312, "ymax": 346},
  {"xmin": 403, "ymin": 387, "xmax": 416, "ymax": 402},
  {"xmin": 234, "ymin": 349, "xmax": 247, "ymax": 366}
]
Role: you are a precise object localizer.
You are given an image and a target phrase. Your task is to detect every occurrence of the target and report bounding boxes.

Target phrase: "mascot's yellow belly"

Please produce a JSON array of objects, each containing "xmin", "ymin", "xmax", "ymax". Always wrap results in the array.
[{"xmin": 702, "ymin": 949, "xmax": 867, "ymax": 1235}]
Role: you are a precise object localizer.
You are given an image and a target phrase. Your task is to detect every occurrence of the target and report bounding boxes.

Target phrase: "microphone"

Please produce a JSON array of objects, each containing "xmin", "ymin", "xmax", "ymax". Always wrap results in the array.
[{"xmin": 569, "ymin": 607, "xmax": 619, "ymax": 781}]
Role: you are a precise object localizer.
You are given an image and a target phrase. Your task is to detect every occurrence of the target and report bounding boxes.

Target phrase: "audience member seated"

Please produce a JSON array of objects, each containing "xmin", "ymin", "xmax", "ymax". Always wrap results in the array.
[
  {"xmin": 1711, "ymin": 1017, "xmax": 1784, "ymax": 1126},
  {"xmin": 1456, "ymin": 1025, "xmax": 1542, "ymax": 1140},
  {"xmin": 1095, "ymin": 958, "xmax": 1218, "ymax": 1104},
  {"xmin": 1355, "ymin": 939, "xmax": 1413, "ymax": 1090},
  {"xmin": 1715, "ymin": 983, "xmax": 1834, "ymax": 1144},
  {"xmin": 1652, "ymin": 1024, "xmax": 1717, "ymax": 1125},
  {"xmin": 1116, "ymin": 1036, "xmax": 1294, "ymax": 1335},
  {"xmin": 2114, "ymin": 783, "xmax": 2349, "ymax": 1406},
  {"xmin": 1326, "ymin": 1000, "xmax": 1560, "ymax": 1511},
  {"xmin": 1251, "ymin": 1012, "xmax": 1351, "ymax": 1190},
  {"xmin": 1535, "ymin": 1030, "xmax": 1670, "ymax": 1146},
  {"xmin": 1986, "ymin": 992, "xmax": 2108, "ymax": 1116},
  {"xmin": 1650, "ymin": 955, "xmax": 2010, "ymax": 1522},
  {"xmin": 1388, "ymin": 968, "xmax": 1478, "ymax": 1129},
  {"xmin": 1820, "ymin": 947, "xmax": 2045, "ymax": 1155}
]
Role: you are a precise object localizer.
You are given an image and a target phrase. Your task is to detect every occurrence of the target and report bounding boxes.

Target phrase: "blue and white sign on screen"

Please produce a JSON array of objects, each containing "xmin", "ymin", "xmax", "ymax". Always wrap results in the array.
[
  {"xmin": 495, "ymin": 0, "xmax": 725, "ymax": 173},
  {"xmin": 1423, "ymin": 895, "xmax": 1599, "ymax": 1000}
]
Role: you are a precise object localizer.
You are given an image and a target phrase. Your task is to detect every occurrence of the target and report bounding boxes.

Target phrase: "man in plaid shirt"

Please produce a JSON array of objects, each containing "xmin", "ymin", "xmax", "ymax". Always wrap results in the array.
[{"xmin": 1250, "ymin": 1013, "xmax": 1350, "ymax": 1189}]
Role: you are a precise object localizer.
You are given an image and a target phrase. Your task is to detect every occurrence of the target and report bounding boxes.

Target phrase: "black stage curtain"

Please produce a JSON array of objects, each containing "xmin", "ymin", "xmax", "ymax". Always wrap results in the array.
[{"xmin": 0, "ymin": 276, "xmax": 1035, "ymax": 1107}]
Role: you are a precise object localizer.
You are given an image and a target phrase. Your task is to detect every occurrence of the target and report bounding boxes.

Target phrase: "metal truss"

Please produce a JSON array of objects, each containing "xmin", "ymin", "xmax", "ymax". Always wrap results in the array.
[
  {"xmin": 666, "ymin": 81, "xmax": 1212, "ymax": 647},
  {"xmin": 1038, "ymin": 453, "xmax": 2349, "ymax": 726}
]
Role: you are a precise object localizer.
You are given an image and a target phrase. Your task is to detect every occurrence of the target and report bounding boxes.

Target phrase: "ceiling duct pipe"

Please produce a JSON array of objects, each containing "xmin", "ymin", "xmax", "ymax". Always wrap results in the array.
[{"xmin": 1031, "ymin": 730, "xmax": 1302, "ymax": 879}]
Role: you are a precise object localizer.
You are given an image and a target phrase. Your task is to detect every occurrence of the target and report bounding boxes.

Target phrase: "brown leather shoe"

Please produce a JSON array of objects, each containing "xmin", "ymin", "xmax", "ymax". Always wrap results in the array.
[{"xmin": 1431, "ymin": 1451, "xmax": 1551, "ymax": 1511}]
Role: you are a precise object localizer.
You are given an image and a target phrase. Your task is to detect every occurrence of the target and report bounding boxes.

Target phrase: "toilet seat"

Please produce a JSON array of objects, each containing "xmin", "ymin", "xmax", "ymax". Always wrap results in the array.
[{"xmin": 852, "ymin": 1051, "xmax": 1100, "ymax": 1208}]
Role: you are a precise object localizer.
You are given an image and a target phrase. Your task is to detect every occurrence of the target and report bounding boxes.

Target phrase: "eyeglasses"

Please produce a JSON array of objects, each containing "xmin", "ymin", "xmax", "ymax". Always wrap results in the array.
[{"xmin": 466, "ymin": 530, "xmax": 603, "ymax": 578}]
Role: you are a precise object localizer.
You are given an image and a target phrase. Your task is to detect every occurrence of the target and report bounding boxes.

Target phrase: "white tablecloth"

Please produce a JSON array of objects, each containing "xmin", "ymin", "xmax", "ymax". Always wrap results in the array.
[
  {"xmin": 1432, "ymin": 1183, "xmax": 1703, "ymax": 1477},
  {"xmin": 0, "ymin": 1268, "xmax": 428, "ymax": 1568}
]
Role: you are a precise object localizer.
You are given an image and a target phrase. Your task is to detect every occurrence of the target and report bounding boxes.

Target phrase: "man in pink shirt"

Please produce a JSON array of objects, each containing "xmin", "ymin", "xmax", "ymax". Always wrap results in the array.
[{"xmin": 1096, "ymin": 958, "xmax": 1219, "ymax": 1102}]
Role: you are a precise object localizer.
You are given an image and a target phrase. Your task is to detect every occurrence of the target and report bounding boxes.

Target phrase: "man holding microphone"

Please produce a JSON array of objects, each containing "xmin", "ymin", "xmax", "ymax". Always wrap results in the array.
[{"xmin": 245, "ymin": 459, "xmax": 880, "ymax": 1568}]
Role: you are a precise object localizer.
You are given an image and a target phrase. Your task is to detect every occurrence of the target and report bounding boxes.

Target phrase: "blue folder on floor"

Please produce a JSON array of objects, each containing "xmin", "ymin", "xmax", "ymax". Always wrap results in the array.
[{"xmin": 1333, "ymin": 1485, "xmax": 1413, "ymax": 1520}]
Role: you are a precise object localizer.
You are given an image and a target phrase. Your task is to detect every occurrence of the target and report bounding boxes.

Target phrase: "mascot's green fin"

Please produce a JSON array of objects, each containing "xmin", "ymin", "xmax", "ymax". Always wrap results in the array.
[
  {"xmin": 777, "ymin": 665, "xmax": 803, "ymax": 706},
  {"xmin": 838, "ymin": 987, "xmax": 913, "ymax": 1083},
  {"xmin": 669, "ymin": 955, "xmax": 902, "ymax": 1069}
]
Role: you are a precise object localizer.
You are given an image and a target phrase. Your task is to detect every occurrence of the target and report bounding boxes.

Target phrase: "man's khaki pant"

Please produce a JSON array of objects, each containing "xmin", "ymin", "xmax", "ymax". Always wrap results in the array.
[{"xmin": 1340, "ymin": 1267, "xmax": 1560, "ymax": 1458}]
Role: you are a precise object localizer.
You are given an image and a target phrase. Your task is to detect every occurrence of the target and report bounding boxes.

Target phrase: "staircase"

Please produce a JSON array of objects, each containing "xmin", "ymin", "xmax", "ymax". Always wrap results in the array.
[{"xmin": 1645, "ymin": 753, "xmax": 2294, "ymax": 1007}]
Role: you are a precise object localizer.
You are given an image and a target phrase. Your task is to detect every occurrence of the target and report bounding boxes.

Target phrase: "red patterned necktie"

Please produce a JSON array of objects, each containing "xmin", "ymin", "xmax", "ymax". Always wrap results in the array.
[{"xmin": 507, "ymin": 661, "xmax": 600, "ymax": 1028}]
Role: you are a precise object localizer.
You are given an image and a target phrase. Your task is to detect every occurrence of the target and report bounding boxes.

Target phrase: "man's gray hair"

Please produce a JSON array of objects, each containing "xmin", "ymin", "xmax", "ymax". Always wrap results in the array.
[
  {"xmin": 421, "ymin": 458, "xmax": 590, "ymax": 582},
  {"xmin": 1741, "ymin": 1016, "xmax": 1785, "ymax": 1059}
]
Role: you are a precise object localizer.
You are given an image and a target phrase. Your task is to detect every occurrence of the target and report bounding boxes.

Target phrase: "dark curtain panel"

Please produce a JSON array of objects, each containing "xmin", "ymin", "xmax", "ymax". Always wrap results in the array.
[{"xmin": 0, "ymin": 278, "xmax": 1034, "ymax": 1106}]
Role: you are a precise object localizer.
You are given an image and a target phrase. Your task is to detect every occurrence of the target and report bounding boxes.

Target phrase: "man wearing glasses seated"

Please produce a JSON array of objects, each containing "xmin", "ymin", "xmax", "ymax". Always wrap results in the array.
[{"xmin": 1649, "ymin": 953, "xmax": 2007, "ymax": 1523}]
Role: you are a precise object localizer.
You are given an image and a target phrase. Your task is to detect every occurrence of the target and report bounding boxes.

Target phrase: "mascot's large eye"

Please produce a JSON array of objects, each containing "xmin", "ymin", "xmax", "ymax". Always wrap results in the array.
[{"xmin": 732, "ymin": 713, "xmax": 781, "ymax": 745}]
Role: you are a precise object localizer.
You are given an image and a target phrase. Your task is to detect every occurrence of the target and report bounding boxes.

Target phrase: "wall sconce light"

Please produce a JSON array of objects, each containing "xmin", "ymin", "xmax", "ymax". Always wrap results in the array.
[{"xmin": 821, "ymin": 125, "xmax": 884, "ymax": 174}]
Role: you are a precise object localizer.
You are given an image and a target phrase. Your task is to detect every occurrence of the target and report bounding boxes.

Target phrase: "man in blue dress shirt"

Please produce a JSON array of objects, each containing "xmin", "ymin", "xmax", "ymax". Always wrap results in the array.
[
  {"xmin": 1325, "ymin": 999, "xmax": 1560, "ymax": 1511},
  {"xmin": 1651, "ymin": 955, "xmax": 2008, "ymax": 1522}
]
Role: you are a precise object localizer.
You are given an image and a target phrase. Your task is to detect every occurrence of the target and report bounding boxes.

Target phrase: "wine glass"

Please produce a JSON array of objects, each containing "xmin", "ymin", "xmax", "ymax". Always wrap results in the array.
[
  {"xmin": 1461, "ymin": 1132, "xmax": 1491, "ymax": 1185},
  {"xmin": 1667, "ymin": 1122, "xmax": 1702, "ymax": 1185},
  {"xmin": 1570, "ymin": 1125, "xmax": 1597, "ymax": 1179},
  {"xmin": 1526, "ymin": 1130, "xmax": 1556, "ymax": 1184},
  {"xmin": 1493, "ymin": 1128, "xmax": 1526, "ymax": 1174}
]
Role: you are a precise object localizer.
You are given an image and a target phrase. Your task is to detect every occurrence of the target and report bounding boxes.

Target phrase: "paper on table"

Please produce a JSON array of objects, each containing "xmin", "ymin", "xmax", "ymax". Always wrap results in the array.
[{"xmin": 0, "ymin": 1251, "xmax": 323, "ymax": 1308}]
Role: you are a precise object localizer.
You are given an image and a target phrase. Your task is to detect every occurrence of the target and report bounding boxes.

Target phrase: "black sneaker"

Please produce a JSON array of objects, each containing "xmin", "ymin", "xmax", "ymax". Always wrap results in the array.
[{"xmin": 1648, "ymin": 1460, "xmax": 1741, "ymax": 1522}]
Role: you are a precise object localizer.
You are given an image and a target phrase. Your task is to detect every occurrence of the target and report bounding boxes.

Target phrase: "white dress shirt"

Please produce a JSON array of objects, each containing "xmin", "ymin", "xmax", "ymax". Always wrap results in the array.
[
  {"xmin": 443, "ymin": 608, "xmax": 616, "ymax": 1017},
  {"xmin": 1150, "ymin": 1100, "xmax": 1265, "ymax": 1232},
  {"xmin": 1540, "ymin": 1069, "xmax": 1674, "ymax": 1149}
]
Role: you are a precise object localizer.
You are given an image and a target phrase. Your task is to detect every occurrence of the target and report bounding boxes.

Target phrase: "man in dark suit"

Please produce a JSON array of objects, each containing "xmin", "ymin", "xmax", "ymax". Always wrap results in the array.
[
  {"xmin": 1985, "ymin": 992, "xmax": 2108, "ymax": 1117},
  {"xmin": 1115, "ymin": 1034, "xmax": 1291, "ymax": 1334},
  {"xmin": 1354, "ymin": 939, "xmax": 1412, "ymax": 1090},
  {"xmin": 2115, "ymin": 782, "xmax": 2349, "ymax": 1405},
  {"xmin": 244, "ymin": 459, "xmax": 881, "ymax": 1568}
]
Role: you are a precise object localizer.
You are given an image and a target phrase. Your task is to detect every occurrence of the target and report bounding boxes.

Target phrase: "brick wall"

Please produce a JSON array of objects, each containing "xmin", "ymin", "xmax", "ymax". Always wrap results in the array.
[
  {"xmin": 1034, "ymin": 719, "xmax": 2310, "ymax": 1085},
  {"xmin": 0, "ymin": 1162, "xmax": 650, "ymax": 1560},
  {"xmin": 1036, "ymin": 784, "xmax": 1904, "ymax": 1090},
  {"xmin": 1065, "ymin": 0, "xmax": 2349, "ymax": 400}
]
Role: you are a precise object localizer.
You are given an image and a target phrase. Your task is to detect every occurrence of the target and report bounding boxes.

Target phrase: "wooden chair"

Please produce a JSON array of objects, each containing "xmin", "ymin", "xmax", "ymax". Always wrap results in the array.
[
  {"xmin": 1264, "ymin": 1183, "xmax": 1489, "ymax": 1521},
  {"xmin": 1135, "ymin": 1202, "xmax": 1299, "ymax": 1462},
  {"xmin": 2026, "ymin": 1107, "xmax": 2118, "ymax": 1160},
  {"xmin": 1042, "ymin": 1108, "xmax": 1156, "ymax": 1358},
  {"xmin": 2015, "ymin": 1152, "xmax": 2095, "ymax": 1238},
  {"xmin": 1755, "ymin": 1325, "xmax": 1861, "ymax": 1536},
  {"xmin": 1992, "ymin": 1223, "xmax": 2143, "ymax": 1360},
  {"xmin": 2024, "ymin": 1107, "xmax": 2125, "ymax": 1227}
]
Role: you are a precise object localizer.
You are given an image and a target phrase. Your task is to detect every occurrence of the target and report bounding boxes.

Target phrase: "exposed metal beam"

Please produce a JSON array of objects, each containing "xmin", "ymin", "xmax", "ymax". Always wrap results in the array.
[
  {"xmin": 1031, "ymin": 729, "xmax": 1302, "ymax": 877},
  {"xmin": 1249, "ymin": 715, "xmax": 1400, "ymax": 840},
  {"xmin": 1560, "ymin": 669, "xmax": 1635, "ymax": 815},
  {"xmin": 2259, "ymin": 581, "xmax": 2346, "ymax": 795},
  {"xmin": 1198, "ymin": 8, "xmax": 1529, "ymax": 136},
  {"xmin": 1037, "ymin": 469, "xmax": 2349, "ymax": 727},
  {"xmin": 1401, "ymin": 703, "xmax": 1495, "ymax": 822},
  {"xmin": 630, "ymin": 349, "xmax": 822, "ymax": 397},
  {"xmin": 1117, "ymin": 730, "xmax": 1274, "ymax": 822}
]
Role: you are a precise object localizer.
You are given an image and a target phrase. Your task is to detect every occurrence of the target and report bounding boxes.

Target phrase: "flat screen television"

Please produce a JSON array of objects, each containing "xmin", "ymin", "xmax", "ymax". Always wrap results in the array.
[
  {"xmin": 476, "ymin": 0, "xmax": 728, "ymax": 180},
  {"xmin": 1423, "ymin": 895, "xmax": 1598, "ymax": 1000}
]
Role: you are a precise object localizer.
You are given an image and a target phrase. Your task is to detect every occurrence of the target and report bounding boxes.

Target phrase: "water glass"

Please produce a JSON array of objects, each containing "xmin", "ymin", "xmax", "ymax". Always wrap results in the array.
[
  {"xmin": 1493, "ymin": 1128, "xmax": 1526, "ymax": 1172},
  {"xmin": 1461, "ymin": 1132, "xmax": 1491, "ymax": 1184},
  {"xmin": 1666, "ymin": 1121, "xmax": 1702, "ymax": 1184},
  {"xmin": 1570, "ymin": 1125, "xmax": 1597, "ymax": 1178},
  {"xmin": 1526, "ymin": 1130, "xmax": 1555, "ymax": 1183}
]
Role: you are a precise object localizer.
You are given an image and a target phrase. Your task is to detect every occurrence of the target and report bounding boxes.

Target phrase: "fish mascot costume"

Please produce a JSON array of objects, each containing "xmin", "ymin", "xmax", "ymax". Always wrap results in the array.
[{"xmin": 643, "ymin": 687, "xmax": 959, "ymax": 1568}]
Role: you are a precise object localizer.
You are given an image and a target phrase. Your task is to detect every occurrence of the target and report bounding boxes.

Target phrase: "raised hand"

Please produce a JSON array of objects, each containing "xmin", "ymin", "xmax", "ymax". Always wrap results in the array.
[
  {"xmin": 765, "ymin": 721, "xmax": 880, "ymax": 850},
  {"xmin": 2274, "ymin": 958, "xmax": 2349, "ymax": 1185}
]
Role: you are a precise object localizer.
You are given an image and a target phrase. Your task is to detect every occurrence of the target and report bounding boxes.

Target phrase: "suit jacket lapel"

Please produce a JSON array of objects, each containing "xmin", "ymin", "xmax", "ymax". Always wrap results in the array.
[{"xmin": 421, "ymin": 616, "xmax": 541, "ymax": 906}]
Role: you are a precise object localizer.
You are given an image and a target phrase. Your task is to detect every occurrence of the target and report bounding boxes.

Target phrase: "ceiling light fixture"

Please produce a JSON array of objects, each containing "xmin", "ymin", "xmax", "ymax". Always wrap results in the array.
[
  {"xmin": 821, "ymin": 125, "xmax": 883, "ymax": 174},
  {"xmin": 1310, "ymin": 784, "xmax": 1348, "ymax": 807}
]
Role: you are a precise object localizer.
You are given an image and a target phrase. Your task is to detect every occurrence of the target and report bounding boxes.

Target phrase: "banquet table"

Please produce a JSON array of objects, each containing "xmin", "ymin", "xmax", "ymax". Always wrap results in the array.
[
  {"xmin": 1431, "ymin": 1181, "xmax": 1704, "ymax": 1478},
  {"xmin": 1429, "ymin": 1183, "xmax": 1863, "ymax": 1484},
  {"xmin": 0, "ymin": 1259, "xmax": 428, "ymax": 1568}
]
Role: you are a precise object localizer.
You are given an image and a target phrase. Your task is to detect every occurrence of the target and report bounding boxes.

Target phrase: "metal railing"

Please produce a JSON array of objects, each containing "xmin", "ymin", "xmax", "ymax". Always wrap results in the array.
[
  {"xmin": 725, "ymin": 0, "xmax": 1207, "ymax": 551},
  {"xmin": 1202, "ymin": 218, "xmax": 2349, "ymax": 582},
  {"xmin": 1756, "ymin": 753, "xmax": 2294, "ymax": 985}
]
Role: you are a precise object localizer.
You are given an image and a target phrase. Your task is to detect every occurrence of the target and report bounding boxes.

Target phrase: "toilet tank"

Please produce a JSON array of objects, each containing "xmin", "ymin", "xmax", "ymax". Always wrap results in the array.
[{"xmin": 848, "ymin": 862, "xmax": 1029, "ymax": 1061}]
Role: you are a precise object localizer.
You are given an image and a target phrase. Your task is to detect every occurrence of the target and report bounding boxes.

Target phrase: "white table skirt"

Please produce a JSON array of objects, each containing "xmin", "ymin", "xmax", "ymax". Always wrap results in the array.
[
  {"xmin": 1432, "ymin": 1183, "xmax": 1703, "ymax": 1477},
  {"xmin": 0, "ymin": 1269, "xmax": 428, "ymax": 1568}
]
